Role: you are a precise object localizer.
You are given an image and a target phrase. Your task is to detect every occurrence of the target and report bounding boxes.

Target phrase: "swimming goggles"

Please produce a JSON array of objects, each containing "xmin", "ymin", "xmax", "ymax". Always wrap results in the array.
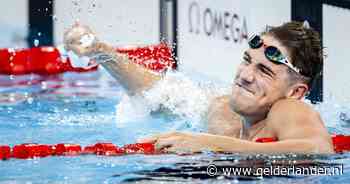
[{"xmin": 248, "ymin": 34, "xmax": 300, "ymax": 74}]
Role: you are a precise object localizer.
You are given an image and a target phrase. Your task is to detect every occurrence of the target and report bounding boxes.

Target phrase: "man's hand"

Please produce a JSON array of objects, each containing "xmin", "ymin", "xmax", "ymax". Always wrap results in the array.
[
  {"xmin": 138, "ymin": 132, "xmax": 216, "ymax": 154},
  {"xmin": 63, "ymin": 22, "xmax": 99, "ymax": 56}
]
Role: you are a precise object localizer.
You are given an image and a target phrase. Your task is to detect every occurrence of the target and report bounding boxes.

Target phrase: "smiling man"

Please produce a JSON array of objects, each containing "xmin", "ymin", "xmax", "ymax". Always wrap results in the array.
[{"xmin": 64, "ymin": 21, "xmax": 334, "ymax": 154}]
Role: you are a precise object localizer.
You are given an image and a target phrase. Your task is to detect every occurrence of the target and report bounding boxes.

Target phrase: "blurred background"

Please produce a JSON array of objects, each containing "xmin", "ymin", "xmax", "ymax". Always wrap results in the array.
[{"xmin": 0, "ymin": 0, "xmax": 350, "ymax": 103}]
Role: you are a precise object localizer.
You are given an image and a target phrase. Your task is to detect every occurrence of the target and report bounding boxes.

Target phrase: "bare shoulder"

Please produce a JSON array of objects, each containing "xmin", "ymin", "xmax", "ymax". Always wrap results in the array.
[
  {"xmin": 268, "ymin": 98, "xmax": 320, "ymax": 121},
  {"xmin": 266, "ymin": 99, "xmax": 334, "ymax": 153},
  {"xmin": 266, "ymin": 98, "xmax": 327, "ymax": 138}
]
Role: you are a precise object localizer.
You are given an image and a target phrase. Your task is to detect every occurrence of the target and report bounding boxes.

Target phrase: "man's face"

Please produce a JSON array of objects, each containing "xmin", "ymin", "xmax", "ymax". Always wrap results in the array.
[{"xmin": 230, "ymin": 35, "xmax": 293, "ymax": 118}]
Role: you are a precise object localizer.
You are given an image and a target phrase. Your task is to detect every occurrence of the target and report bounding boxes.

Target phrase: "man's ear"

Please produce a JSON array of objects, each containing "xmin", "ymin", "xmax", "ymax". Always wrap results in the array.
[{"xmin": 286, "ymin": 83, "xmax": 309, "ymax": 100}]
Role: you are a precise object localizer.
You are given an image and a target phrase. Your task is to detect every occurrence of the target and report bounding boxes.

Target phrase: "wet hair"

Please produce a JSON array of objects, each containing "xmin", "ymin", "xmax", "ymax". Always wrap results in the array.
[{"xmin": 261, "ymin": 21, "xmax": 323, "ymax": 89}]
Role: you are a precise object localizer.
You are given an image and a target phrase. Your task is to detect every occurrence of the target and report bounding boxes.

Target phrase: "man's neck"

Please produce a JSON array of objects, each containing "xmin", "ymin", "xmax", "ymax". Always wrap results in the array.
[{"xmin": 240, "ymin": 115, "xmax": 266, "ymax": 140}]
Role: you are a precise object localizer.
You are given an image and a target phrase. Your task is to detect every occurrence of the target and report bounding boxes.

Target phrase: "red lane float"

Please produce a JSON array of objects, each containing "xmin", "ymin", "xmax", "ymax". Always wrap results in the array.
[
  {"xmin": 1, "ymin": 134, "xmax": 349, "ymax": 160},
  {"xmin": 255, "ymin": 137, "xmax": 278, "ymax": 143},
  {"xmin": 0, "ymin": 44, "xmax": 175, "ymax": 75},
  {"xmin": 0, "ymin": 145, "xmax": 11, "ymax": 160},
  {"xmin": 332, "ymin": 135, "xmax": 350, "ymax": 153},
  {"xmin": 94, "ymin": 143, "xmax": 124, "ymax": 156},
  {"xmin": 12, "ymin": 144, "xmax": 54, "ymax": 159},
  {"xmin": 123, "ymin": 143, "xmax": 156, "ymax": 154},
  {"xmin": 116, "ymin": 43, "xmax": 176, "ymax": 72},
  {"xmin": 255, "ymin": 135, "xmax": 350, "ymax": 153},
  {"xmin": 55, "ymin": 144, "xmax": 82, "ymax": 156},
  {"xmin": 0, "ymin": 47, "xmax": 95, "ymax": 75},
  {"xmin": 1, "ymin": 142, "xmax": 157, "ymax": 160}
]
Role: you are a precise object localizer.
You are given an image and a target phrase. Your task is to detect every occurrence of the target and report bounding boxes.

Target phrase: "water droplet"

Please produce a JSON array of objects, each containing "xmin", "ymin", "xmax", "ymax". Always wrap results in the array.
[
  {"xmin": 27, "ymin": 97, "xmax": 34, "ymax": 104},
  {"xmin": 8, "ymin": 48, "xmax": 15, "ymax": 53},
  {"xmin": 34, "ymin": 39, "xmax": 39, "ymax": 47},
  {"xmin": 41, "ymin": 82, "xmax": 47, "ymax": 89},
  {"xmin": 9, "ymin": 94, "xmax": 15, "ymax": 102},
  {"xmin": 72, "ymin": 0, "xmax": 79, "ymax": 6},
  {"xmin": 52, "ymin": 15, "xmax": 58, "ymax": 21}
]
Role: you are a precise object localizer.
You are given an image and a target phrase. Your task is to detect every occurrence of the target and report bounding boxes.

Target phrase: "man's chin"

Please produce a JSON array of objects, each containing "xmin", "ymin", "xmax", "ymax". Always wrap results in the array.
[{"xmin": 229, "ymin": 95, "xmax": 253, "ymax": 115}]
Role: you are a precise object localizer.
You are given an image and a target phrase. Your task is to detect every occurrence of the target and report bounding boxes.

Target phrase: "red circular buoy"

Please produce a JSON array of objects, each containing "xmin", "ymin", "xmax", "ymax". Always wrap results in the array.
[
  {"xmin": 116, "ymin": 43, "xmax": 176, "ymax": 72},
  {"xmin": 255, "ymin": 137, "xmax": 278, "ymax": 143},
  {"xmin": 332, "ymin": 134, "xmax": 350, "ymax": 153},
  {"xmin": 12, "ymin": 143, "xmax": 54, "ymax": 159},
  {"xmin": 94, "ymin": 143, "xmax": 124, "ymax": 156},
  {"xmin": 54, "ymin": 144, "xmax": 82, "ymax": 156},
  {"xmin": 122, "ymin": 143, "xmax": 156, "ymax": 154},
  {"xmin": 0, "ymin": 145, "xmax": 11, "ymax": 160},
  {"xmin": 0, "ymin": 44, "xmax": 174, "ymax": 75}
]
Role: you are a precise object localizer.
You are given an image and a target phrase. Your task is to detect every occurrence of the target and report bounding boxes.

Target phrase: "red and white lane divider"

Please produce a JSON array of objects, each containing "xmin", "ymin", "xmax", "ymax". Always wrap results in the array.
[
  {"xmin": 253, "ymin": 134, "xmax": 350, "ymax": 154},
  {"xmin": 0, "ymin": 142, "xmax": 156, "ymax": 160},
  {"xmin": 1, "ymin": 134, "xmax": 349, "ymax": 160},
  {"xmin": 0, "ymin": 43, "xmax": 175, "ymax": 75}
]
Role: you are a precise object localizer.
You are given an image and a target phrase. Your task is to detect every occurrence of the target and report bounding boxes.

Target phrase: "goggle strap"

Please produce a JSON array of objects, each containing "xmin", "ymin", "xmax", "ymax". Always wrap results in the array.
[{"xmin": 280, "ymin": 58, "xmax": 300, "ymax": 73}]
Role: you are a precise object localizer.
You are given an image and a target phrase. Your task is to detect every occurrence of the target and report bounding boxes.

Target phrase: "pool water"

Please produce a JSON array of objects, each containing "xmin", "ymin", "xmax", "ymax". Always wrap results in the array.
[{"xmin": 0, "ymin": 69, "xmax": 349, "ymax": 184}]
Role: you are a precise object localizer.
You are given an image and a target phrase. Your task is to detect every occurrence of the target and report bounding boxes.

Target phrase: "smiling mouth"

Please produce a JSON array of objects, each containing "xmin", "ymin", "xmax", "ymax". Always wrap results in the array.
[{"xmin": 235, "ymin": 82, "xmax": 254, "ymax": 95}]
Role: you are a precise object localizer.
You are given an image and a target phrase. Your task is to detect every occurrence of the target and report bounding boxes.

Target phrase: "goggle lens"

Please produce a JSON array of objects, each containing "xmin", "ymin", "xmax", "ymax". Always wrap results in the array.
[
  {"xmin": 248, "ymin": 35, "xmax": 263, "ymax": 49},
  {"xmin": 265, "ymin": 46, "xmax": 284, "ymax": 63},
  {"xmin": 247, "ymin": 34, "xmax": 300, "ymax": 73}
]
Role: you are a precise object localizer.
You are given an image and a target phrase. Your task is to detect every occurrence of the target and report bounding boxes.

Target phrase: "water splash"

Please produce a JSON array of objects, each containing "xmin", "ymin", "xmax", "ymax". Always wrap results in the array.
[
  {"xmin": 115, "ymin": 70, "xmax": 229, "ymax": 130},
  {"xmin": 313, "ymin": 95, "xmax": 350, "ymax": 134}
]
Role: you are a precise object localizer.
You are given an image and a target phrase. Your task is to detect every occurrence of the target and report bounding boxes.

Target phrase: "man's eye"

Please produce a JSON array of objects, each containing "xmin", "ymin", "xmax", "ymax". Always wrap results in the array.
[
  {"xmin": 242, "ymin": 57, "xmax": 250, "ymax": 64},
  {"xmin": 260, "ymin": 67, "xmax": 273, "ymax": 77}
]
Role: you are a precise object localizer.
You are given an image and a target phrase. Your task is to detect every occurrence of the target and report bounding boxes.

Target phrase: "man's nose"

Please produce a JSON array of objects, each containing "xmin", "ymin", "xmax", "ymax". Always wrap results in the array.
[{"xmin": 239, "ymin": 65, "xmax": 255, "ymax": 84}]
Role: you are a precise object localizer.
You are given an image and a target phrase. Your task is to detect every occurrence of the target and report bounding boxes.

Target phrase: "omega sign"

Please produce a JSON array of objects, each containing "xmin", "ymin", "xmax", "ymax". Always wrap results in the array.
[{"xmin": 188, "ymin": 1, "xmax": 248, "ymax": 43}]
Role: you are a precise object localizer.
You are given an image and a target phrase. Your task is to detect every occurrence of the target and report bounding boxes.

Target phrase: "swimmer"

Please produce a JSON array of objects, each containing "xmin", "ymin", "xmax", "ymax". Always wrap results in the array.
[{"xmin": 64, "ymin": 21, "xmax": 334, "ymax": 154}]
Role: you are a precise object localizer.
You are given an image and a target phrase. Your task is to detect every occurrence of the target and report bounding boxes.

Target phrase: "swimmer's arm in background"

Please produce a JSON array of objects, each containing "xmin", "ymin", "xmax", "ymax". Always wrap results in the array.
[
  {"xmin": 63, "ymin": 23, "xmax": 162, "ymax": 95},
  {"xmin": 92, "ymin": 42, "xmax": 162, "ymax": 95},
  {"xmin": 207, "ymin": 95, "xmax": 242, "ymax": 137}
]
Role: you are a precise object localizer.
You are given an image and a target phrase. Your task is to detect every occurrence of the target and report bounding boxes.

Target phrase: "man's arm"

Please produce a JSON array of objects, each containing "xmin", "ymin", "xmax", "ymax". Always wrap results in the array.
[
  {"xmin": 138, "ymin": 131, "xmax": 331, "ymax": 154},
  {"xmin": 140, "ymin": 99, "xmax": 334, "ymax": 154},
  {"xmin": 207, "ymin": 95, "xmax": 242, "ymax": 137},
  {"xmin": 63, "ymin": 24, "xmax": 162, "ymax": 95},
  {"xmin": 89, "ymin": 42, "xmax": 162, "ymax": 95}
]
